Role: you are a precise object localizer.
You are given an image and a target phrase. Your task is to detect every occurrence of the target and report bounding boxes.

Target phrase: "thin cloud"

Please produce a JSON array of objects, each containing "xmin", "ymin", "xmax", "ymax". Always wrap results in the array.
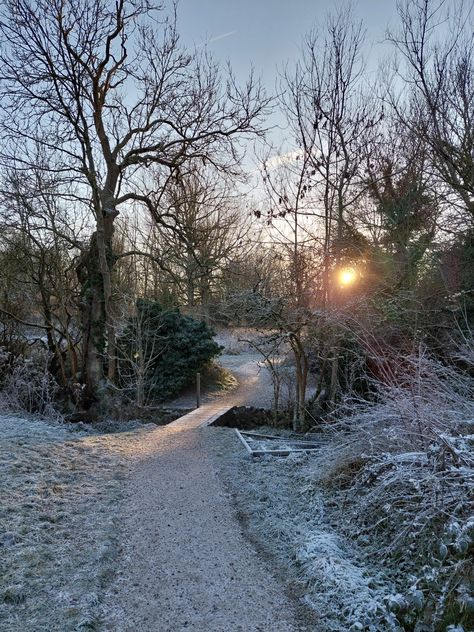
[
  {"xmin": 208, "ymin": 30, "xmax": 238, "ymax": 44},
  {"xmin": 264, "ymin": 150, "xmax": 300, "ymax": 171}
]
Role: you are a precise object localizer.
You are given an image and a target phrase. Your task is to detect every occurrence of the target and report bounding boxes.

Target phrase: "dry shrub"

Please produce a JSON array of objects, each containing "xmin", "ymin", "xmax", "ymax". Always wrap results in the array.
[
  {"xmin": 0, "ymin": 347, "xmax": 61, "ymax": 420},
  {"xmin": 313, "ymin": 351, "xmax": 474, "ymax": 631}
]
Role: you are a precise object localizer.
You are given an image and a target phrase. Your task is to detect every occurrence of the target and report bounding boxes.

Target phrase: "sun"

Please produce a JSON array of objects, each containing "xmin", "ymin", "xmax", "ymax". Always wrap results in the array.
[{"xmin": 338, "ymin": 267, "xmax": 357, "ymax": 287}]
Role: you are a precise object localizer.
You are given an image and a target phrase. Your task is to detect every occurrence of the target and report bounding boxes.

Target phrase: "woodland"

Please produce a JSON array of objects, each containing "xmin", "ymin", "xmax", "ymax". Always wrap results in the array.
[
  {"xmin": 0, "ymin": 1, "xmax": 473, "ymax": 630},
  {"xmin": 0, "ymin": 0, "xmax": 471, "ymax": 419}
]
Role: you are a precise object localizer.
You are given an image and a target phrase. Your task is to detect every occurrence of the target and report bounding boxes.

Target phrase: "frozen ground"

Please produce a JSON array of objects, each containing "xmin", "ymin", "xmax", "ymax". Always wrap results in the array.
[
  {"xmin": 0, "ymin": 409, "xmax": 419, "ymax": 632},
  {"xmin": 211, "ymin": 434, "xmax": 398, "ymax": 632},
  {"xmin": 1, "ymin": 344, "xmax": 316, "ymax": 632},
  {"xmin": 166, "ymin": 350, "xmax": 276, "ymax": 410},
  {"xmin": 0, "ymin": 414, "xmax": 141, "ymax": 631},
  {"xmin": 210, "ymin": 360, "xmax": 474, "ymax": 631},
  {"xmin": 6, "ymin": 343, "xmax": 466, "ymax": 631}
]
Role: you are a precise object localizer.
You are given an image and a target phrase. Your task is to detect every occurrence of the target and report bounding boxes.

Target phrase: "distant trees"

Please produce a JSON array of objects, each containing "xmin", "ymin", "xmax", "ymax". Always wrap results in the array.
[
  {"xmin": 0, "ymin": 170, "xmax": 82, "ymax": 389},
  {"xmin": 261, "ymin": 143, "xmax": 318, "ymax": 309},
  {"xmin": 148, "ymin": 167, "xmax": 251, "ymax": 315}
]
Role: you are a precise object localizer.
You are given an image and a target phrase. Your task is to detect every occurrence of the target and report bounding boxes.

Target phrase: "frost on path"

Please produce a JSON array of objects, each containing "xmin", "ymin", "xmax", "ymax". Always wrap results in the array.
[{"xmin": 103, "ymin": 422, "xmax": 313, "ymax": 632}]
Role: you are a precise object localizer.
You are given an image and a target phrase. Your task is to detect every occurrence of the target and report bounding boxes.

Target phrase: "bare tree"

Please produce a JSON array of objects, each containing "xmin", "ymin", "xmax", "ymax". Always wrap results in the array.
[
  {"xmin": 114, "ymin": 296, "xmax": 165, "ymax": 408},
  {"xmin": 282, "ymin": 6, "xmax": 375, "ymax": 306},
  {"xmin": 265, "ymin": 7, "xmax": 376, "ymax": 411},
  {"xmin": 0, "ymin": 169, "xmax": 83, "ymax": 389},
  {"xmin": 389, "ymin": 0, "xmax": 474, "ymax": 220},
  {"xmin": 151, "ymin": 166, "xmax": 251, "ymax": 317},
  {"xmin": 260, "ymin": 145, "xmax": 319, "ymax": 309},
  {"xmin": 0, "ymin": 0, "xmax": 268, "ymax": 405},
  {"xmin": 226, "ymin": 290, "xmax": 310, "ymax": 431}
]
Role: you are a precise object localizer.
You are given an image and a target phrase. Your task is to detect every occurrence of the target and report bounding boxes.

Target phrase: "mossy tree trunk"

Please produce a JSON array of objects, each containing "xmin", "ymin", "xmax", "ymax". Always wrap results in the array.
[{"xmin": 77, "ymin": 198, "xmax": 118, "ymax": 406}]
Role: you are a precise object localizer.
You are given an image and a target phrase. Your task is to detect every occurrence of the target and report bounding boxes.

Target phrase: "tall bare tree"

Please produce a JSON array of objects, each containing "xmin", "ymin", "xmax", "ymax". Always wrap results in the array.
[
  {"xmin": 0, "ymin": 0, "xmax": 268, "ymax": 404},
  {"xmin": 282, "ymin": 6, "xmax": 375, "ymax": 306}
]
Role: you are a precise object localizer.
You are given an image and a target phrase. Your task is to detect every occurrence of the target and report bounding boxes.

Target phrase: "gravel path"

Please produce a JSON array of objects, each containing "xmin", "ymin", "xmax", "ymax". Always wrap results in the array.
[
  {"xmin": 165, "ymin": 351, "xmax": 276, "ymax": 410},
  {"xmin": 103, "ymin": 353, "xmax": 311, "ymax": 632}
]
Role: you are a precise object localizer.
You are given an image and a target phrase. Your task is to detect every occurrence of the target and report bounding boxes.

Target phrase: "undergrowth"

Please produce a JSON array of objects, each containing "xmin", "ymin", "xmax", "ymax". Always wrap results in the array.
[{"xmin": 312, "ymin": 353, "xmax": 474, "ymax": 631}]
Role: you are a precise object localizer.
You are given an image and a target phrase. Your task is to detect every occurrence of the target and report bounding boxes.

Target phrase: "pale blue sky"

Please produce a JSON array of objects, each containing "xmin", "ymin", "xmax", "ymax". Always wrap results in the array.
[
  {"xmin": 178, "ymin": 0, "xmax": 399, "ymax": 86},
  {"xmin": 177, "ymin": 1, "xmax": 400, "ymax": 160}
]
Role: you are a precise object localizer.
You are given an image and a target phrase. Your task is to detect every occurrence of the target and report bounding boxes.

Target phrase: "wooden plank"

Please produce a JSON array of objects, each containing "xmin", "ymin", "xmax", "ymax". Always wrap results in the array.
[
  {"xmin": 169, "ymin": 404, "xmax": 235, "ymax": 429},
  {"xmin": 250, "ymin": 447, "xmax": 320, "ymax": 456},
  {"xmin": 240, "ymin": 430, "xmax": 324, "ymax": 441},
  {"xmin": 247, "ymin": 440, "xmax": 322, "ymax": 449},
  {"xmin": 240, "ymin": 432, "xmax": 323, "ymax": 448},
  {"xmin": 240, "ymin": 431, "xmax": 291, "ymax": 440},
  {"xmin": 234, "ymin": 429, "xmax": 254, "ymax": 455}
]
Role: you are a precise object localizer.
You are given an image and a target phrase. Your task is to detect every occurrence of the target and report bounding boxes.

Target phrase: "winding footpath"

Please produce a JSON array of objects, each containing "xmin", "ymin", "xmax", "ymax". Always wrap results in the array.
[{"xmin": 103, "ymin": 354, "xmax": 311, "ymax": 631}]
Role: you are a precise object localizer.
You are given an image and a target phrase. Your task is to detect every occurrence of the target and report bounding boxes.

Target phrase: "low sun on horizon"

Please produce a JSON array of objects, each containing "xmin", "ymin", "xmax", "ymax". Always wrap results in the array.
[{"xmin": 338, "ymin": 266, "xmax": 358, "ymax": 287}]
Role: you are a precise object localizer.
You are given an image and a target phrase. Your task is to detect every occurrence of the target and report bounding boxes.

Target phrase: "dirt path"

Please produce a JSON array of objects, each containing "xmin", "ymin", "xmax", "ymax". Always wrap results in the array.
[{"xmin": 103, "ymin": 355, "xmax": 310, "ymax": 631}]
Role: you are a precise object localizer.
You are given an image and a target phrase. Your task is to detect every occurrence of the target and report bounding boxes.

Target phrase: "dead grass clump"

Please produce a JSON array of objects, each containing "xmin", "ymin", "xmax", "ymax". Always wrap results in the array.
[
  {"xmin": 312, "ymin": 353, "xmax": 474, "ymax": 631},
  {"xmin": 323, "ymin": 455, "xmax": 369, "ymax": 489},
  {"xmin": 0, "ymin": 348, "xmax": 62, "ymax": 420}
]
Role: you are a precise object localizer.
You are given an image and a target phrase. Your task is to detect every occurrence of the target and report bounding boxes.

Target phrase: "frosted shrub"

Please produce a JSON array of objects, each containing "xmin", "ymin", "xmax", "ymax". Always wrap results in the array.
[
  {"xmin": 313, "ymin": 353, "xmax": 474, "ymax": 631},
  {"xmin": 0, "ymin": 348, "xmax": 61, "ymax": 420}
]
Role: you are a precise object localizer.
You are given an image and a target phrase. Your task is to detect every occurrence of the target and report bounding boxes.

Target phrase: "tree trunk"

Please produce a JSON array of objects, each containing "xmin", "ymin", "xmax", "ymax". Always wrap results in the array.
[
  {"xmin": 76, "ymin": 179, "xmax": 119, "ymax": 407},
  {"xmin": 77, "ymin": 233, "xmax": 106, "ymax": 405},
  {"xmin": 292, "ymin": 336, "xmax": 308, "ymax": 432}
]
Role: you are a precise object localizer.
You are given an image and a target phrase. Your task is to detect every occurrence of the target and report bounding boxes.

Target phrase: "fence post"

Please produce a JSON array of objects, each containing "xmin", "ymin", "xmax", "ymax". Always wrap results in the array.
[{"xmin": 196, "ymin": 372, "xmax": 201, "ymax": 408}]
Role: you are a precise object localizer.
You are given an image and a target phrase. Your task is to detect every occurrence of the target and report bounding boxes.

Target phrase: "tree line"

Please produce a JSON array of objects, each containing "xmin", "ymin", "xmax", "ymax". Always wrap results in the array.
[{"xmin": 0, "ymin": 0, "xmax": 472, "ymax": 415}]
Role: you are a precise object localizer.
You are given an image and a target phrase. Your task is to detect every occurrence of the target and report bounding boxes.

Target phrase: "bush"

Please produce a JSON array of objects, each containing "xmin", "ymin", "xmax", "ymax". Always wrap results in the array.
[
  {"xmin": 313, "ymin": 352, "xmax": 474, "ymax": 631},
  {"xmin": 117, "ymin": 299, "xmax": 222, "ymax": 403},
  {"xmin": 0, "ymin": 347, "xmax": 61, "ymax": 419}
]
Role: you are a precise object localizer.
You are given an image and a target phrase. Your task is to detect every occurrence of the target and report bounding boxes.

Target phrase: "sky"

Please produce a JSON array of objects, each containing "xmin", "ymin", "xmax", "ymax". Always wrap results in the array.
[
  {"xmin": 177, "ymin": 0, "xmax": 400, "ymax": 87},
  {"xmin": 176, "ymin": 0, "xmax": 400, "ymax": 166}
]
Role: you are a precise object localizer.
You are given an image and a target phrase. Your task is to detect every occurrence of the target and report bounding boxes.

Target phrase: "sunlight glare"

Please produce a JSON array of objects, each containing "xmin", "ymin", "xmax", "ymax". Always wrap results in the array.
[{"xmin": 338, "ymin": 267, "xmax": 357, "ymax": 287}]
